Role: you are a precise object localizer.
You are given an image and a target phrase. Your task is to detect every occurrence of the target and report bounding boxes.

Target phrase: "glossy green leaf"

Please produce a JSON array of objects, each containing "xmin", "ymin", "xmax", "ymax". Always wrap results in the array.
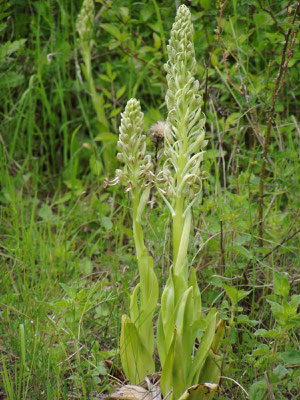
[
  {"xmin": 0, "ymin": 39, "xmax": 26, "ymax": 62},
  {"xmin": 101, "ymin": 23, "xmax": 121, "ymax": 40},
  {"xmin": 228, "ymin": 245, "xmax": 252, "ymax": 260},
  {"xmin": 120, "ymin": 315, "xmax": 155, "ymax": 385},
  {"xmin": 249, "ymin": 380, "xmax": 267, "ymax": 400},
  {"xmin": 174, "ymin": 210, "xmax": 191, "ymax": 275},
  {"xmin": 161, "ymin": 328, "xmax": 186, "ymax": 400},
  {"xmin": 136, "ymin": 187, "xmax": 151, "ymax": 223},
  {"xmin": 189, "ymin": 268, "xmax": 202, "ymax": 322},
  {"xmin": 110, "ymin": 107, "xmax": 122, "ymax": 118},
  {"xmin": 211, "ymin": 319, "xmax": 225, "ymax": 353},
  {"xmin": 95, "ymin": 132, "xmax": 118, "ymax": 143},
  {"xmin": 273, "ymin": 272, "xmax": 290, "ymax": 299},
  {"xmin": 100, "ymin": 216, "xmax": 113, "ymax": 231},
  {"xmin": 137, "ymin": 252, "xmax": 158, "ymax": 353},
  {"xmin": 130, "ymin": 283, "xmax": 140, "ymax": 325},
  {"xmin": 189, "ymin": 311, "xmax": 217, "ymax": 385},
  {"xmin": 157, "ymin": 273, "xmax": 175, "ymax": 366},
  {"xmin": 90, "ymin": 155, "xmax": 102, "ymax": 176},
  {"xmin": 280, "ymin": 350, "xmax": 300, "ymax": 366},
  {"xmin": 223, "ymin": 284, "xmax": 252, "ymax": 306},
  {"xmin": 175, "ymin": 287, "xmax": 194, "ymax": 369},
  {"xmin": 116, "ymin": 85, "xmax": 126, "ymax": 100},
  {"xmin": 198, "ymin": 350, "xmax": 221, "ymax": 385}
]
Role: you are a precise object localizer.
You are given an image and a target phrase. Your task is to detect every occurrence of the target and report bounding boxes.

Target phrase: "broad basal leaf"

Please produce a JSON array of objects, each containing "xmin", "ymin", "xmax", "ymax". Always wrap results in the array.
[{"xmin": 120, "ymin": 315, "xmax": 155, "ymax": 385}]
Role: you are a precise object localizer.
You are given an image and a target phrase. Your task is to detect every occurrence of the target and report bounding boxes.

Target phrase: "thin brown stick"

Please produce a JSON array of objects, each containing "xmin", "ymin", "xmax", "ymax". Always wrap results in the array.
[
  {"xmin": 0, "ymin": 132, "xmax": 10, "ymax": 160},
  {"xmin": 216, "ymin": 0, "xmax": 229, "ymax": 36},
  {"xmin": 275, "ymin": 30, "xmax": 298, "ymax": 96},
  {"xmin": 95, "ymin": 0, "xmax": 112, "ymax": 21},
  {"xmin": 236, "ymin": 63, "xmax": 264, "ymax": 145},
  {"xmin": 261, "ymin": 228, "xmax": 300, "ymax": 261},
  {"xmin": 257, "ymin": 0, "xmax": 286, "ymax": 36},
  {"xmin": 222, "ymin": 52, "xmax": 242, "ymax": 95},
  {"xmin": 0, "ymin": 132, "xmax": 20, "ymax": 173},
  {"xmin": 220, "ymin": 220, "xmax": 225, "ymax": 276},
  {"xmin": 243, "ymin": 212, "xmax": 300, "ymax": 282},
  {"xmin": 258, "ymin": 2, "xmax": 299, "ymax": 246},
  {"xmin": 264, "ymin": 371, "xmax": 276, "ymax": 400}
]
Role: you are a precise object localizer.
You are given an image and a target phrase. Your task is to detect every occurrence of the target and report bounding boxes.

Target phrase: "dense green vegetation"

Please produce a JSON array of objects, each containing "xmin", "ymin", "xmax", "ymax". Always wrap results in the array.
[{"xmin": 0, "ymin": 0, "xmax": 299, "ymax": 399}]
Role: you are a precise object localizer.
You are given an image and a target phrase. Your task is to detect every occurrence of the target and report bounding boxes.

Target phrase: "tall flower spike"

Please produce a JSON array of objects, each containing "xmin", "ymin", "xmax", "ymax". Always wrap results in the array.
[
  {"xmin": 76, "ymin": 0, "xmax": 95, "ymax": 43},
  {"xmin": 160, "ymin": 5, "xmax": 207, "ymax": 216}
]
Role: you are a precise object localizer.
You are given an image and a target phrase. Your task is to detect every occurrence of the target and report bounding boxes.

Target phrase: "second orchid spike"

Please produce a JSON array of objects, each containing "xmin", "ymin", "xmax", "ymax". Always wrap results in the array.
[
  {"xmin": 76, "ymin": 0, "xmax": 95, "ymax": 43},
  {"xmin": 117, "ymin": 98, "xmax": 154, "ymax": 190}
]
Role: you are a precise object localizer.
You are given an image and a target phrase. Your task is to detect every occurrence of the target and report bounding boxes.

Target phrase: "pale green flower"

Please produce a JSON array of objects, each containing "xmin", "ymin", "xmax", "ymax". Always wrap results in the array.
[
  {"xmin": 159, "ymin": 5, "xmax": 208, "ymax": 217},
  {"xmin": 117, "ymin": 98, "xmax": 154, "ymax": 190}
]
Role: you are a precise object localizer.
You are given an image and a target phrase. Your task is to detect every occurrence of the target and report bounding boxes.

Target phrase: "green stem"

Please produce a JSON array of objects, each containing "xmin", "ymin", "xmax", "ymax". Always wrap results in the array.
[
  {"xmin": 173, "ymin": 145, "xmax": 188, "ymax": 269},
  {"xmin": 82, "ymin": 45, "xmax": 109, "ymax": 129},
  {"xmin": 81, "ymin": 43, "xmax": 114, "ymax": 173},
  {"xmin": 132, "ymin": 188, "xmax": 146, "ymax": 261},
  {"xmin": 173, "ymin": 195, "xmax": 185, "ymax": 265}
]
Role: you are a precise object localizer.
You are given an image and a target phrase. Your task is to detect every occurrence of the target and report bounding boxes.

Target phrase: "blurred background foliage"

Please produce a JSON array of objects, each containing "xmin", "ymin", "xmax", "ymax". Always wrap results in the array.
[{"xmin": 0, "ymin": 0, "xmax": 299, "ymax": 399}]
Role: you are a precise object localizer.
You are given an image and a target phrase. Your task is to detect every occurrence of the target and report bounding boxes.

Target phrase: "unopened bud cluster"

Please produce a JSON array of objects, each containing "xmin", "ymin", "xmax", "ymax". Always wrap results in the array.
[
  {"xmin": 116, "ymin": 99, "xmax": 154, "ymax": 191},
  {"xmin": 160, "ymin": 5, "xmax": 208, "ymax": 210},
  {"xmin": 76, "ymin": 0, "xmax": 95, "ymax": 43}
]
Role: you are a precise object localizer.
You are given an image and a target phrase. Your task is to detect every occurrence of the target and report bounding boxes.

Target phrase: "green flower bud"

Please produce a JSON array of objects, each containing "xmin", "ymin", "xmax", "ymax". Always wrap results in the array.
[
  {"xmin": 117, "ymin": 153, "xmax": 124, "ymax": 162},
  {"xmin": 115, "ymin": 169, "xmax": 125, "ymax": 182}
]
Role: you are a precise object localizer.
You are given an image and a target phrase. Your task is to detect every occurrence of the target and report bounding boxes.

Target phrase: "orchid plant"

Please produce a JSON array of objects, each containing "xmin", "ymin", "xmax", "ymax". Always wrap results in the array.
[
  {"xmin": 113, "ymin": 5, "xmax": 224, "ymax": 399},
  {"xmin": 114, "ymin": 99, "xmax": 159, "ymax": 385},
  {"xmin": 76, "ymin": 0, "xmax": 114, "ymax": 173},
  {"xmin": 76, "ymin": 0, "xmax": 108, "ymax": 131}
]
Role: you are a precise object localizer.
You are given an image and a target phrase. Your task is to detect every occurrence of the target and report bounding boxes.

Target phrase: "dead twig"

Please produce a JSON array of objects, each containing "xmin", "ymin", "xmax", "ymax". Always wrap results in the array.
[
  {"xmin": 258, "ymin": 2, "xmax": 300, "ymax": 245},
  {"xmin": 264, "ymin": 371, "xmax": 276, "ymax": 400}
]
